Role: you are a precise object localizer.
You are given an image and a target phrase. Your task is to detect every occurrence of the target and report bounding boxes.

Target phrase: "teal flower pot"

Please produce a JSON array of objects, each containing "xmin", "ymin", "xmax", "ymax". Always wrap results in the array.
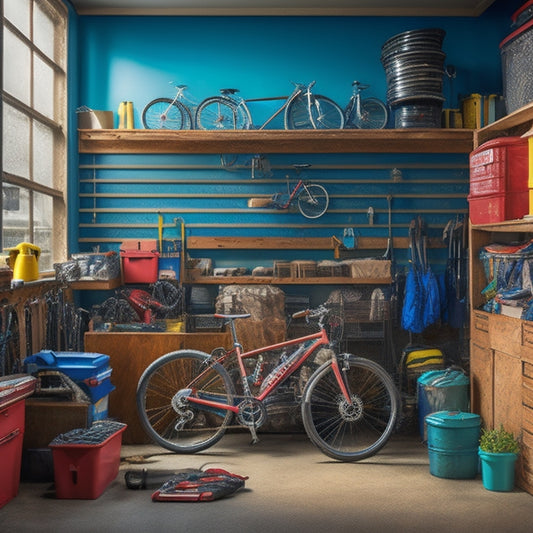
[{"xmin": 478, "ymin": 448, "xmax": 518, "ymax": 492}]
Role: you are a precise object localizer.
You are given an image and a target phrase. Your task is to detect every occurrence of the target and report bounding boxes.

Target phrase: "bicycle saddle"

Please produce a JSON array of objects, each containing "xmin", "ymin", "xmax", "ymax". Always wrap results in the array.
[
  {"xmin": 219, "ymin": 88, "xmax": 239, "ymax": 95},
  {"xmin": 214, "ymin": 313, "xmax": 251, "ymax": 320}
]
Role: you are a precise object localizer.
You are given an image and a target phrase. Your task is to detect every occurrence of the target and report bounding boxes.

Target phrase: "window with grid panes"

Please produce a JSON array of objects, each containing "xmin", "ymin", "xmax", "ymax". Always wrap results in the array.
[{"xmin": 1, "ymin": 0, "xmax": 67, "ymax": 272}]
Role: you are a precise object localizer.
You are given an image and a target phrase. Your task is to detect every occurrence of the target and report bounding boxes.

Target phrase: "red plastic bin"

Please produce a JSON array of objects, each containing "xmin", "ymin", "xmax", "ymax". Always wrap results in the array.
[
  {"xmin": 120, "ymin": 250, "xmax": 159, "ymax": 284},
  {"xmin": 0, "ymin": 400, "xmax": 25, "ymax": 509},
  {"xmin": 469, "ymin": 136, "xmax": 529, "ymax": 197},
  {"xmin": 468, "ymin": 190, "xmax": 529, "ymax": 224},
  {"xmin": 50, "ymin": 424, "xmax": 126, "ymax": 499}
]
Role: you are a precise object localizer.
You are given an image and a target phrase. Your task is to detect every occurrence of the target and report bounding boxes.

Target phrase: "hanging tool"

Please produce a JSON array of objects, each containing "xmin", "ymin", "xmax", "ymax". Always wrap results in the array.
[
  {"xmin": 367, "ymin": 206, "xmax": 375, "ymax": 225},
  {"xmin": 383, "ymin": 195, "xmax": 393, "ymax": 261},
  {"xmin": 158, "ymin": 212, "xmax": 164, "ymax": 254}
]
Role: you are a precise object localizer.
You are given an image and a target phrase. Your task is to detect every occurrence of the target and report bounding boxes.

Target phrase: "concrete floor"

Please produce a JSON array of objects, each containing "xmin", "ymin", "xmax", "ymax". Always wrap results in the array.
[{"xmin": 2, "ymin": 432, "xmax": 533, "ymax": 533}]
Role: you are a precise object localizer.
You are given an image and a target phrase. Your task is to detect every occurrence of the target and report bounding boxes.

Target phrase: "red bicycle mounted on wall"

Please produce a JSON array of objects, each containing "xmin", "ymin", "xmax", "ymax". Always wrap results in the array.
[{"xmin": 136, "ymin": 304, "xmax": 399, "ymax": 462}]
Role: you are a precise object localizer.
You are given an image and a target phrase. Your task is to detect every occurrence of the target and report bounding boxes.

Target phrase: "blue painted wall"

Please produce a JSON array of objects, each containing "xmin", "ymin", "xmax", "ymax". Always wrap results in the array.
[{"xmin": 68, "ymin": 0, "xmax": 524, "ymax": 301}]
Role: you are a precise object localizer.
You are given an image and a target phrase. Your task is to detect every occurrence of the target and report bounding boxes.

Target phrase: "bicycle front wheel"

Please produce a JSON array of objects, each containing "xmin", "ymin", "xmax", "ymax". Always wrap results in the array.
[
  {"xmin": 142, "ymin": 98, "xmax": 192, "ymax": 129},
  {"xmin": 348, "ymin": 97, "xmax": 389, "ymax": 129},
  {"xmin": 195, "ymin": 97, "xmax": 251, "ymax": 130},
  {"xmin": 137, "ymin": 350, "xmax": 235, "ymax": 453},
  {"xmin": 310, "ymin": 95, "xmax": 345, "ymax": 129},
  {"xmin": 297, "ymin": 183, "xmax": 329, "ymax": 218},
  {"xmin": 302, "ymin": 355, "xmax": 398, "ymax": 461}
]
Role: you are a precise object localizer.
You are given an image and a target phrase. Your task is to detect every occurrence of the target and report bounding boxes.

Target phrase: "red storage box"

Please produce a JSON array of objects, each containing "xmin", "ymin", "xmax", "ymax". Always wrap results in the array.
[
  {"xmin": 468, "ymin": 190, "xmax": 529, "ymax": 224},
  {"xmin": 121, "ymin": 250, "xmax": 159, "ymax": 284},
  {"xmin": 50, "ymin": 423, "xmax": 126, "ymax": 499},
  {"xmin": 469, "ymin": 136, "xmax": 529, "ymax": 197},
  {"xmin": 0, "ymin": 400, "xmax": 25, "ymax": 509}
]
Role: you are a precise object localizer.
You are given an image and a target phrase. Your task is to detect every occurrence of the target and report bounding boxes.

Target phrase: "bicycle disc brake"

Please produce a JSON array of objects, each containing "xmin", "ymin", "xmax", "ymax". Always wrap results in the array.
[{"xmin": 338, "ymin": 394, "xmax": 364, "ymax": 422}]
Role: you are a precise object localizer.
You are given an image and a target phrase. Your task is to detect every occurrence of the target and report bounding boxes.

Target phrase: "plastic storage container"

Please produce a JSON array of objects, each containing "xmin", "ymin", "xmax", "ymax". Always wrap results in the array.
[
  {"xmin": 23, "ymin": 351, "xmax": 115, "ymax": 423},
  {"xmin": 469, "ymin": 137, "xmax": 529, "ymax": 196},
  {"xmin": 467, "ymin": 191, "xmax": 529, "ymax": 225},
  {"xmin": 121, "ymin": 250, "xmax": 159, "ymax": 283},
  {"xmin": 500, "ymin": 18, "xmax": 533, "ymax": 113},
  {"xmin": 0, "ymin": 374, "xmax": 36, "ymax": 509},
  {"xmin": 426, "ymin": 411, "xmax": 481, "ymax": 479},
  {"xmin": 417, "ymin": 369, "xmax": 469, "ymax": 440},
  {"xmin": 49, "ymin": 422, "xmax": 126, "ymax": 499}
]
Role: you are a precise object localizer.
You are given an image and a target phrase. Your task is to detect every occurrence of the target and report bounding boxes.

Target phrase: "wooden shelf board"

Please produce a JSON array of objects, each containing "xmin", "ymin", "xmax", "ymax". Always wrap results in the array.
[
  {"xmin": 185, "ymin": 275, "xmax": 392, "ymax": 285},
  {"xmin": 79, "ymin": 128, "xmax": 474, "ymax": 154}
]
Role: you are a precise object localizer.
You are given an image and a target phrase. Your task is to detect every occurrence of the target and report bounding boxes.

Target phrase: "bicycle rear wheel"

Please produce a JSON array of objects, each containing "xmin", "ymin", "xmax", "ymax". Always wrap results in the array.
[
  {"xmin": 297, "ymin": 183, "xmax": 329, "ymax": 218},
  {"xmin": 348, "ymin": 97, "xmax": 389, "ymax": 129},
  {"xmin": 137, "ymin": 350, "xmax": 235, "ymax": 453},
  {"xmin": 195, "ymin": 97, "xmax": 251, "ymax": 130},
  {"xmin": 142, "ymin": 98, "xmax": 192, "ymax": 129},
  {"xmin": 310, "ymin": 95, "xmax": 345, "ymax": 129},
  {"xmin": 284, "ymin": 94, "xmax": 314, "ymax": 129},
  {"xmin": 302, "ymin": 355, "xmax": 398, "ymax": 461}
]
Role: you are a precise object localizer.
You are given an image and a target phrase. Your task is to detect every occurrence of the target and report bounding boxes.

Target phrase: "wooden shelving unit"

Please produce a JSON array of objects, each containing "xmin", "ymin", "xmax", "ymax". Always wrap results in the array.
[{"xmin": 79, "ymin": 128, "xmax": 474, "ymax": 154}]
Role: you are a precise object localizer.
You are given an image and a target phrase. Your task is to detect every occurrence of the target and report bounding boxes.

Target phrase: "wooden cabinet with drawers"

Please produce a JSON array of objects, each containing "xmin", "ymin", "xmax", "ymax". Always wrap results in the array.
[{"xmin": 469, "ymin": 104, "xmax": 533, "ymax": 496}]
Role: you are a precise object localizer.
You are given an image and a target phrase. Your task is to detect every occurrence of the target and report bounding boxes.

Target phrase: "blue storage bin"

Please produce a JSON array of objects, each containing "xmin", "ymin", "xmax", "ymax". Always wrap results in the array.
[
  {"xmin": 418, "ymin": 369, "xmax": 470, "ymax": 440},
  {"xmin": 426, "ymin": 411, "xmax": 481, "ymax": 479},
  {"xmin": 23, "ymin": 351, "xmax": 115, "ymax": 403}
]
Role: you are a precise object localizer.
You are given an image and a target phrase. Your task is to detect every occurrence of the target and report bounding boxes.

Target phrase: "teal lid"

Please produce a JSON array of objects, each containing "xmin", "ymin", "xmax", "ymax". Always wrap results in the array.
[
  {"xmin": 418, "ymin": 369, "xmax": 469, "ymax": 387},
  {"xmin": 425, "ymin": 410, "xmax": 480, "ymax": 428}
]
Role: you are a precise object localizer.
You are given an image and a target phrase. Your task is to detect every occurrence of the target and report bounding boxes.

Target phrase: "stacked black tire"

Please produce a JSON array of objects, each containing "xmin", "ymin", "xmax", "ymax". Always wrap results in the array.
[{"xmin": 381, "ymin": 28, "xmax": 446, "ymax": 128}]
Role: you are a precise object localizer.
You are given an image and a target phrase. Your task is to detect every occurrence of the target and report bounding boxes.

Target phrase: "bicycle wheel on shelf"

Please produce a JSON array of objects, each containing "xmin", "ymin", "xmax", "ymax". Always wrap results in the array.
[
  {"xmin": 142, "ymin": 98, "xmax": 193, "ymax": 129},
  {"xmin": 195, "ymin": 97, "xmax": 251, "ymax": 130},
  {"xmin": 284, "ymin": 94, "xmax": 314, "ymax": 129},
  {"xmin": 347, "ymin": 97, "xmax": 389, "ymax": 129},
  {"xmin": 310, "ymin": 95, "xmax": 345, "ymax": 129},
  {"xmin": 297, "ymin": 183, "xmax": 329, "ymax": 218},
  {"xmin": 136, "ymin": 350, "xmax": 235, "ymax": 453},
  {"xmin": 301, "ymin": 355, "xmax": 399, "ymax": 461}
]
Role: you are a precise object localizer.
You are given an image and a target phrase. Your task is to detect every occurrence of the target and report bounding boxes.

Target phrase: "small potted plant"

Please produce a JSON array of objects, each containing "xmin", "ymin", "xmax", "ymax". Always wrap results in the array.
[{"xmin": 478, "ymin": 425, "xmax": 520, "ymax": 492}]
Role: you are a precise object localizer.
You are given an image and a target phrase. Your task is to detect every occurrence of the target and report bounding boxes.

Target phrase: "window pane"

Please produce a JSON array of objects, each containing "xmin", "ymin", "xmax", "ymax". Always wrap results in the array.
[
  {"xmin": 34, "ymin": 1, "xmax": 56, "ymax": 62},
  {"xmin": 33, "ymin": 54, "xmax": 55, "ymax": 119},
  {"xmin": 2, "ymin": 186, "xmax": 30, "ymax": 249},
  {"xmin": 3, "ymin": 29, "xmax": 31, "ymax": 106},
  {"xmin": 2, "ymin": 104, "xmax": 30, "ymax": 179},
  {"xmin": 34, "ymin": 192, "xmax": 53, "ymax": 271},
  {"xmin": 33, "ymin": 121, "xmax": 54, "ymax": 187},
  {"xmin": 4, "ymin": 0, "xmax": 30, "ymax": 37}
]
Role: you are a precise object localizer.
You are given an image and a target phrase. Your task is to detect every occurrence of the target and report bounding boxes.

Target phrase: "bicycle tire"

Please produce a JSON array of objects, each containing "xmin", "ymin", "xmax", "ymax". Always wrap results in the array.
[
  {"xmin": 284, "ymin": 94, "xmax": 314, "ymax": 129},
  {"xmin": 297, "ymin": 183, "xmax": 329, "ymax": 218},
  {"xmin": 142, "ymin": 98, "xmax": 192, "ymax": 130},
  {"xmin": 309, "ymin": 95, "xmax": 345, "ymax": 129},
  {"xmin": 301, "ymin": 355, "xmax": 399, "ymax": 461},
  {"xmin": 136, "ymin": 349, "xmax": 235, "ymax": 453},
  {"xmin": 346, "ymin": 97, "xmax": 389, "ymax": 129},
  {"xmin": 195, "ymin": 96, "xmax": 251, "ymax": 130}
]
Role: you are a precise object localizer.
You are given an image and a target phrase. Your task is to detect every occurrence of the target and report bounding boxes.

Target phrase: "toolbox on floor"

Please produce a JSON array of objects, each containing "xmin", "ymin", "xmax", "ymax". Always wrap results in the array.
[
  {"xmin": 49, "ymin": 422, "xmax": 127, "ymax": 499},
  {"xmin": 0, "ymin": 374, "xmax": 37, "ymax": 509}
]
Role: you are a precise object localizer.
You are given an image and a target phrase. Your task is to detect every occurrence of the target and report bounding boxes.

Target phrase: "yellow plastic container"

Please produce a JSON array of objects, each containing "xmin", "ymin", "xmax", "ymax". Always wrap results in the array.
[{"xmin": 461, "ymin": 93, "xmax": 483, "ymax": 129}]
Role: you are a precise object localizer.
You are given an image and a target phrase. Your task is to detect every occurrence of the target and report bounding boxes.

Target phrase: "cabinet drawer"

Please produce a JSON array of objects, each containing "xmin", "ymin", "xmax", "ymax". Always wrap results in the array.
[
  {"xmin": 523, "ymin": 322, "xmax": 533, "ymax": 363},
  {"xmin": 489, "ymin": 314, "xmax": 521, "ymax": 357},
  {"xmin": 472, "ymin": 310, "xmax": 490, "ymax": 347},
  {"xmin": 523, "ymin": 405, "xmax": 533, "ymax": 435}
]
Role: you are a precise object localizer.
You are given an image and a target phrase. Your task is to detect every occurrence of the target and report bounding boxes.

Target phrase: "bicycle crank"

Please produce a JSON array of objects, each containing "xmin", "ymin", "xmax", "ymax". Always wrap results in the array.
[{"xmin": 236, "ymin": 398, "xmax": 267, "ymax": 429}]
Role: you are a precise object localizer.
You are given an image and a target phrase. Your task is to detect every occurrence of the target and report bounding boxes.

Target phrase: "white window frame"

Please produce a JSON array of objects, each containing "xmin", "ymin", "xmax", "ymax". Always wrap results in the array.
[{"xmin": 1, "ymin": 0, "xmax": 68, "ymax": 272}]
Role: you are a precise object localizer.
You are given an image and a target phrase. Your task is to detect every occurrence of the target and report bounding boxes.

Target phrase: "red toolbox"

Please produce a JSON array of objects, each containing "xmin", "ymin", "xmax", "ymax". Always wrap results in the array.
[
  {"xmin": 0, "ymin": 374, "xmax": 37, "ymax": 509},
  {"xmin": 469, "ymin": 136, "xmax": 529, "ymax": 197}
]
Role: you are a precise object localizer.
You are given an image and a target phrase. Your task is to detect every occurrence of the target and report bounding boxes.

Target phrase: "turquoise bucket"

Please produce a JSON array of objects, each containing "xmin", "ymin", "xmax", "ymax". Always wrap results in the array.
[{"xmin": 478, "ymin": 449, "xmax": 518, "ymax": 491}]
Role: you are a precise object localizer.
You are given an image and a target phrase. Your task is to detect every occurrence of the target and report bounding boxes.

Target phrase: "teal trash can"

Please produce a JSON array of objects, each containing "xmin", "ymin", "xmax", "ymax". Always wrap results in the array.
[
  {"xmin": 418, "ymin": 369, "xmax": 470, "ymax": 440},
  {"xmin": 426, "ymin": 410, "xmax": 481, "ymax": 479}
]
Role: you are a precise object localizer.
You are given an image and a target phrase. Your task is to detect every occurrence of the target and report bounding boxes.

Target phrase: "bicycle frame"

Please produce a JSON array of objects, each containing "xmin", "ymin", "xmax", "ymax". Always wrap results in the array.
[
  {"xmin": 184, "ymin": 324, "xmax": 351, "ymax": 415},
  {"xmin": 235, "ymin": 82, "xmax": 313, "ymax": 130}
]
